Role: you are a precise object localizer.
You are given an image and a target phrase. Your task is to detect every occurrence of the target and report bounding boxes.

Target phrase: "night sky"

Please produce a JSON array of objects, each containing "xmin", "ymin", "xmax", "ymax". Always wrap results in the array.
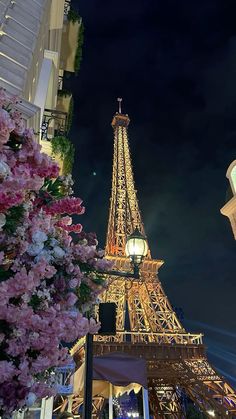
[{"xmin": 66, "ymin": 0, "xmax": 236, "ymax": 384}]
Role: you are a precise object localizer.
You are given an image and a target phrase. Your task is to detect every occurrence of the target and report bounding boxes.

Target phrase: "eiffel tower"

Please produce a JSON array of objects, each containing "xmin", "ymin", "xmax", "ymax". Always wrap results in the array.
[{"xmin": 73, "ymin": 99, "xmax": 236, "ymax": 418}]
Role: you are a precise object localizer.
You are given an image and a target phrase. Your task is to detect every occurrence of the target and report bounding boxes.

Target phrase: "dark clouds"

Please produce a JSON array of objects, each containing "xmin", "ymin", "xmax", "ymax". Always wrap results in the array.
[{"xmin": 67, "ymin": 0, "xmax": 236, "ymax": 382}]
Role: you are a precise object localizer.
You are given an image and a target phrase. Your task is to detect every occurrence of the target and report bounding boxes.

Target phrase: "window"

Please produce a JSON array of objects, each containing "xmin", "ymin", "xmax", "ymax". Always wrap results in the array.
[
  {"xmin": 226, "ymin": 160, "xmax": 236, "ymax": 195},
  {"xmin": 230, "ymin": 165, "xmax": 236, "ymax": 194}
]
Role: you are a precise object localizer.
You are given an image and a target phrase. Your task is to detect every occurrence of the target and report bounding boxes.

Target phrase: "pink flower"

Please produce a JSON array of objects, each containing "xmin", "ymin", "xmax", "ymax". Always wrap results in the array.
[
  {"xmin": 0, "ymin": 108, "xmax": 15, "ymax": 149},
  {"xmin": 11, "ymin": 112, "xmax": 25, "ymax": 135},
  {"xmin": 0, "ymin": 190, "xmax": 24, "ymax": 211},
  {"xmin": 0, "ymin": 361, "xmax": 17, "ymax": 383},
  {"xmin": 58, "ymin": 216, "xmax": 72, "ymax": 226},
  {"xmin": 69, "ymin": 277, "xmax": 79, "ymax": 288},
  {"xmin": 94, "ymin": 258, "xmax": 114, "ymax": 271},
  {"xmin": 0, "ymin": 91, "xmax": 110, "ymax": 416},
  {"xmin": 6, "ymin": 339, "xmax": 26, "ymax": 357},
  {"xmin": 5, "ymin": 267, "xmax": 40, "ymax": 297},
  {"xmin": 64, "ymin": 223, "xmax": 83, "ymax": 233},
  {"xmin": 66, "ymin": 292, "xmax": 78, "ymax": 306},
  {"xmin": 0, "ymin": 250, "xmax": 4, "ymax": 263},
  {"xmin": 45, "ymin": 197, "xmax": 85, "ymax": 216},
  {"xmin": 11, "ymin": 165, "xmax": 44, "ymax": 191},
  {"xmin": 31, "ymin": 355, "xmax": 53, "ymax": 373},
  {"xmin": 56, "ymin": 216, "xmax": 82, "ymax": 233},
  {"xmin": 0, "ymin": 281, "xmax": 10, "ymax": 305},
  {"xmin": 31, "ymin": 259, "xmax": 57, "ymax": 279},
  {"xmin": 89, "ymin": 318, "xmax": 101, "ymax": 334},
  {"xmin": 23, "ymin": 127, "xmax": 35, "ymax": 141},
  {"xmin": 32, "ymin": 382, "xmax": 56, "ymax": 399}
]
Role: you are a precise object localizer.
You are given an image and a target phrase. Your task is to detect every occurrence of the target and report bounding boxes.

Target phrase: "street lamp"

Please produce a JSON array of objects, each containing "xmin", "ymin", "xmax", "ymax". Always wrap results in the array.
[
  {"xmin": 207, "ymin": 411, "xmax": 215, "ymax": 417},
  {"xmin": 98, "ymin": 227, "xmax": 148, "ymax": 280},
  {"xmin": 125, "ymin": 227, "xmax": 148, "ymax": 272},
  {"xmin": 82, "ymin": 228, "xmax": 148, "ymax": 419},
  {"xmin": 127, "ymin": 412, "xmax": 139, "ymax": 418}
]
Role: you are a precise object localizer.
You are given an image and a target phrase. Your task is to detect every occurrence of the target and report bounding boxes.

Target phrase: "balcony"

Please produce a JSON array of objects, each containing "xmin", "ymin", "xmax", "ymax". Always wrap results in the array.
[
  {"xmin": 40, "ymin": 102, "xmax": 74, "ymax": 176},
  {"xmin": 64, "ymin": 0, "xmax": 71, "ymax": 17},
  {"xmin": 41, "ymin": 108, "xmax": 68, "ymax": 140}
]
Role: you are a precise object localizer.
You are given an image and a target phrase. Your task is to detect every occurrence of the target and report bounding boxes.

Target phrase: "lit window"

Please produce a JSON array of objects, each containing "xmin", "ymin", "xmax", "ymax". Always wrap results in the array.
[
  {"xmin": 226, "ymin": 160, "xmax": 236, "ymax": 195},
  {"xmin": 230, "ymin": 165, "xmax": 236, "ymax": 194}
]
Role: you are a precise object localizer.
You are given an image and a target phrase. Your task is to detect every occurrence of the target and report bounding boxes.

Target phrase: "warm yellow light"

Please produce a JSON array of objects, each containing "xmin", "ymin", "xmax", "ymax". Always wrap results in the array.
[
  {"xmin": 125, "ymin": 228, "xmax": 148, "ymax": 265},
  {"xmin": 207, "ymin": 411, "xmax": 215, "ymax": 417}
]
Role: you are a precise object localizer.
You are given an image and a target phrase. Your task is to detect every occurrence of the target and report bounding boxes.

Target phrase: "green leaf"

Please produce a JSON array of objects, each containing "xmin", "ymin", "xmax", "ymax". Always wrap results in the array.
[
  {"xmin": 27, "ymin": 349, "xmax": 40, "ymax": 360},
  {"xmin": 78, "ymin": 262, "xmax": 93, "ymax": 273},
  {"xmin": 91, "ymin": 275, "xmax": 105, "ymax": 285},
  {"xmin": 51, "ymin": 136, "xmax": 75, "ymax": 175},
  {"xmin": 77, "ymin": 283, "xmax": 91, "ymax": 303},
  {"xmin": 0, "ymin": 267, "xmax": 13, "ymax": 282},
  {"xmin": 74, "ymin": 22, "xmax": 84, "ymax": 75},
  {"xmin": 3, "ymin": 205, "xmax": 24, "ymax": 234},
  {"xmin": 41, "ymin": 177, "xmax": 64, "ymax": 199},
  {"xmin": 0, "ymin": 320, "xmax": 10, "ymax": 334},
  {"xmin": 9, "ymin": 297, "xmax": 21, "ymax": 305},
  {"xmin": 67, "ymin": 8, "xmax": 81, "ymax": 23},
  {"xmin": 29, "ymin": 295, "xmax": 41, "ymax": 310}
]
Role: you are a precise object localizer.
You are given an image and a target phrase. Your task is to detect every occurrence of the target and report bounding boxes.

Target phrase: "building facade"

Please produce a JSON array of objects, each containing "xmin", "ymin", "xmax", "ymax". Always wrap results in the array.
[
  {"xmin": 0, "ymin": 0, "xmax": 82, "ymax": 172},
  {"xmin": 221, "ymin": 160, "xmax": 236, "ymax": 239}
]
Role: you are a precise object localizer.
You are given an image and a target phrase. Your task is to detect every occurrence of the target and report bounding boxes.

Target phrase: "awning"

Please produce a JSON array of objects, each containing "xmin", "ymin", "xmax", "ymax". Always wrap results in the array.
[{"xmin": 73, "ymin": 352, "xmax": 147, "ymax": 398}]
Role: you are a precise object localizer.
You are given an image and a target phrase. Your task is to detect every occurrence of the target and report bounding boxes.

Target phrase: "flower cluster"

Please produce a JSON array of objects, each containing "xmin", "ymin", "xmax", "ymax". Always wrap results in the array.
[{"xmin": 0, "ymin": 90, "xmax": 112, "ymax": 417}]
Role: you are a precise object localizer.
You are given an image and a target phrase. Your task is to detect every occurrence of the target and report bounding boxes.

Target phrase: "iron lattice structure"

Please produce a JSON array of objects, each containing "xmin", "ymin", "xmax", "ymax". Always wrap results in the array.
[{"xmin": 92, "ymin": 105, "xmax": 236, "ymax": 418}]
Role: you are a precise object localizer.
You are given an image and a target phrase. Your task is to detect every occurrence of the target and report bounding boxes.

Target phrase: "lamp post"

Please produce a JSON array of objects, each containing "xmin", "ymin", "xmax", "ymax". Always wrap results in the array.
[
  {"xmin": 125, "ymin": 227, "xmax": 148, "ymax": 276},
  {"xmin": 82, "ymin": 228, "xmax": 148, "ymax": 419}
]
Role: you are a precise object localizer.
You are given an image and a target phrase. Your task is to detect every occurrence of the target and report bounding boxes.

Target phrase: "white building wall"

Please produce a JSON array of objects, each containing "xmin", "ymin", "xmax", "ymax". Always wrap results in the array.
[
  {"xmin": 24, "ymin": 0, "xmax": 51, "ymax": 103},
  {"xmin": 0, "ymin": 0, "xmax": 66, "ymax": 135}
]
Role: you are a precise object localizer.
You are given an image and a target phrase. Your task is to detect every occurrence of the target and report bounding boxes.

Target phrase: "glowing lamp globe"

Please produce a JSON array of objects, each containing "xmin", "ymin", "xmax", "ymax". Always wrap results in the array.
[{"xmin": 125, "ymin": 227, "xmax": 148, "ymax": 266}]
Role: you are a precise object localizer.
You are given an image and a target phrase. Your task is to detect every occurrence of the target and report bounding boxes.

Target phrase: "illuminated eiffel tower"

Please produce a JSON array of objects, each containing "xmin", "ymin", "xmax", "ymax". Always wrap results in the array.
[{"xmin": 92, "ymin": 99, "xmax": 236, "ymax": 418}]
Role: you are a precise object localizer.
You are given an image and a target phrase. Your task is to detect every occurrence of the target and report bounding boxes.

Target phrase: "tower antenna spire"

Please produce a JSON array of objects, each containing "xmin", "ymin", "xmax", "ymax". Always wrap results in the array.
[{"xmin": 117, "ymin": 97, "xmax": 122, "ymax": 114}]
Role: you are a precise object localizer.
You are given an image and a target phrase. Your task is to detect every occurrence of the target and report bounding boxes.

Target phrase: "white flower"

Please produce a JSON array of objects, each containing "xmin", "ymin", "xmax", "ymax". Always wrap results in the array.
[
  {"xmin": 81, "ymin": 303, "xmax": 91, "ymax": 313},
  {"xmin": 12, "ymin": 328, "xmax": 24, "ymax": 338},
  {"xmin": 53, "ymin": 246, "xmax": 65, "ymax": 259},
  {"xmin": 32, "ymin": 230, "xmax": 47, "ymax": 244},
  {"xmin": 25, "ymin": 392, "xmax": 37, "ymax": 407},
  {"xmin": 16, "ymin": 226, "xmax": 26, "ymax": 236},
  {"xmin": 23, "ymin": 201, "xmax": 33, "ymax": 211},
  {"xmin": 30, "ymin": 332, "xmax": 39, "ymax": 339},
  {"xmin": 89, "ymin": 272, "xmax": 97, "ymax": 280},
  {"xmin": 34, "ymin": 249, "xmax": 52, "ymax": 263},
  {"xmin": 0, "ymin": 213, "xmax": 6, "ymax": 230},
  {"xmin": 95, "ymin": 297, "xmax": 101, "ymax": 305},
  {"xmin": 0, "ymin": 160, "xmax": 11, "ymax": 179},
  {"xmin": 22, "ymin": 294, "xmax": 30, "ymax": 303},
  {"xmin": 50, "ymin": 238, "xmax": 59, "ymax": 247},
  {"xmin": 27, "ymin": 242, "xmax": 44, "ymax": 256},
  {"xmin": 36, "ymin": 289, "xmax": 51, "ymax": 299},
  {"xmin": 97, "ymin": 249, "xmax": 104, "ymax": 257},
  {"xmin": 68, "ymin": 309, "xmax": 78, "ymax": 318}
]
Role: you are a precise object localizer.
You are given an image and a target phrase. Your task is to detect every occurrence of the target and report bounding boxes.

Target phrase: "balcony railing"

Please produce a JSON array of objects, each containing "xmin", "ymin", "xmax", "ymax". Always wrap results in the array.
[
  {"xmin": 58, "ymin": 75, "xmax": 63, "ymax": 91},
  {"xmin": 64, "ymin": 0, "xmax": 71, "ymax": 16},
  {"xmin": 41, "ymin": 108, "xmax": 68, "ymax": 140}
]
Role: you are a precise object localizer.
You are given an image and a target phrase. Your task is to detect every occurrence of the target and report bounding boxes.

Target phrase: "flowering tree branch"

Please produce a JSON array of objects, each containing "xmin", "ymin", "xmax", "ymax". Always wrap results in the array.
[{"xmin": 0, "ymin": 89, "xmax": 112, "ymax": 417}]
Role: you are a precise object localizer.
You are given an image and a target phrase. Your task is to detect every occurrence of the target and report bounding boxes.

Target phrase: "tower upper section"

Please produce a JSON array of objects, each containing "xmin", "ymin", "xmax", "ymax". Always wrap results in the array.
[{"xmin": 105, "ymin": 100, "xmax": 150, "ymax": 257}]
